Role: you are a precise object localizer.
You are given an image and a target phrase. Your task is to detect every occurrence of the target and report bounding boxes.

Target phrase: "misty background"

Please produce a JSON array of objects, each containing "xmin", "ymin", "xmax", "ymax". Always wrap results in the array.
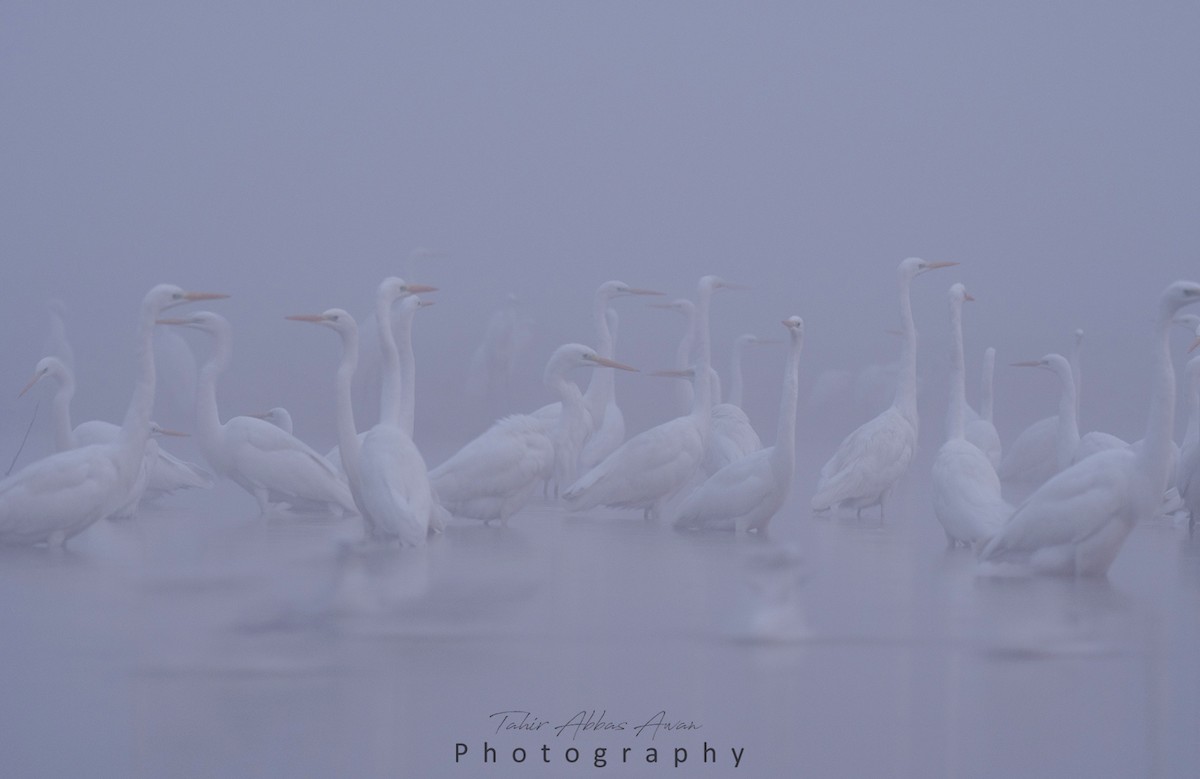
[{"xmin": 2, "ymin": 1, "xmax": 1199, "ymax": 474}]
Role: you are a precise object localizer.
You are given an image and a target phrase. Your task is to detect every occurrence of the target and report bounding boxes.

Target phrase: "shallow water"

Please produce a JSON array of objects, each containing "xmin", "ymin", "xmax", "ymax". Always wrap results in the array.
[{"xmin": 1, "ymin": 475, "xmax": 1197, "ymax": 778}]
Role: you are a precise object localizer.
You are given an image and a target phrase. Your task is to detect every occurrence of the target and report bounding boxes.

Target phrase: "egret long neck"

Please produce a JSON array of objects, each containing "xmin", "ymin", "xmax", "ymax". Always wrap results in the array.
[
  {"xmin": 51, "ymin": 368, "xmax": 77, "ymax": 452},
  {"xmin": 395, "ymin": 305, "xmax": 418, "ymax": 438},
  {"xmin": 334, "ymin": 323, "xmax": 362, "ymax": 495},
  {"xmin": 980, "ymin": 347, "xmax": 995, "ymax": 423},
  {"xmin": 582, "ymin": 305, "xmax": 616, "ymax": 422},
  {"xmin": 195, "ymin": 322, "xmax": 231, "ymax": 452},
  {"xmin": 1052, "ymin": 360, "xmax": 1080, "ymax": 472},
  {"xmin": 729, "ymin": 339, "xmax": 746, "ymax": 408},
  {"xmin": 946, "ymin": 297, "xmax": 967, "ymax": 441},
  {"xmin": 771, "ymin": 331, "xmax": 802, "ymax": 467},
  {"xmin": 119, "ymin": 292, "xmax": 158, "ymax": 444},
  {"xmin": 376, "ymin": 291, "xmax": 403, "ymax": 428},
  {"xmin": 1139, "ymin": 305, "xmax": 1179, "ymax": 491},
  {"xmin": 894, "ymin": 271, "xmax": 919, "ymax": 428},
  {"xmin": 580, "ymin": 287, "xmax": 614, "ymax": 423}
]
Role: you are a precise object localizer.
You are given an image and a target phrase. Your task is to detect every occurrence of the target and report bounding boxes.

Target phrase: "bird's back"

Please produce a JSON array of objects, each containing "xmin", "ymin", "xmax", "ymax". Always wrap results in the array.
[{"xmin": 812, "ymin": 406, "xmax": 914, "ymax": 509}]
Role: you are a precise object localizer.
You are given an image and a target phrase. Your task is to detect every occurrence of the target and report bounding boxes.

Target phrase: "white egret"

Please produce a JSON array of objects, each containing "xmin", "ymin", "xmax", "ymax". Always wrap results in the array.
[
  {"xmin": 252, "ymin": 407, "xmax": 294, "ymax": 435},
  {"xmin": 964, "ymin": 346, "xmax": 1002, "ymax": 469},
  {"xmin": 432, "ymin": 344, "xmax": 637, "ymax": 524},
  {"xmin": 931, "ymin": 284, "xmax": 1010, "ymax": 547},
  {"xmin": 704, "ymin": 333, "xmax": 774, "ymax": 476},
  {"xmin": 811, "ymin": 258, "xmax": 957, "ymax": 517},
  {"xmin": 674, "ymin": 316, "xmax": 804, "ymax": 533},
  {"xmin": 998, "ymin": 329, "xmax": 1084, "ymax": 490},
  {"xmin": 979, "ymin": 281, "xmax": 1200, "ymax": 576},
  {"xmin": 0, "ymin": 285, "xmax": 225, "ymax": 546},
  {"xmin": 289, "ymin": 305, "xmax": 433, "ymax": 545},
  {"xmin": 19, "ymin": 356, "xmax": 213, "ymax": 507},
  {"xmin": 160, "ymin": 311, "xmax": 356, "ymax": 516},
  {"xmin": 532, "ymin": 281, "xmax": 662, "ymax": 492},
  {"xmin": 1009, "ymin": 355, "xmax": 1079, "ymax": 474},
  {"xmin": 564, "ymin": 275, "xmax": 734, "ymax": 520},
  {"xmin": 648, "ymin": 298, "xmax": 697, "ymax": 415}
]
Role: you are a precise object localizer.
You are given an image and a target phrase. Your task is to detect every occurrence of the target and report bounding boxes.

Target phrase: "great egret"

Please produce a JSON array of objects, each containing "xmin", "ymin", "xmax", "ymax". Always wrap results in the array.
[
  {"xmin": 998, "ymin": 329, "xmax": 1084, "ymax": 490},
  {"xmin": 811, "ymin": 258, "xmax": 957, "ymax": 517},
  {"xmin": 160, "ymin": 311, "xmax": 356, "ymax": 516},
  {"xmin": 564, "ymin": 275, "xmax": 734, "ymax": 520},
  {"xmin": 978, "ymin": 280, "xmax": 1200, "ymax": 575},
  {"xmin": 578, "ymin": 309, "xmax": 625, "ymax": 471},
  {"xmin": 964, "ymin": 346, "xmax": 1002, "ymax": 469},
  {"xmin": 648, "ymin": 298, "xmax": 697, "ymax": 415},
  {"xmin": 252, "ymin": 407, "xmax": 294, "ymax": 435},
  {"xmin": 931, "ymin": 284, "xmax": 1010, "ymax": 547},
  {"xmin": 704, "ymin": 333, "xmax": 774, "ymax": 476},
  {"xmin": 674, "ymin": 316, "xmax": 804, "ymax": 533},
  {"xmin": 1010, "ymin": 355, "xmax": 1079, "ymax": 474},
  {"xmin": 289, "ymin": 305, "xmax": 433, "ymax": 545},
  {"xmin": 432, "ymin": 344, "xmax": 636, "ymax": 524},
  {"xmin": 532, "ymin": 281, "xmax": 662, "ymax": 492},
  {"xmin": 0, "ymin": 285, "xmax": 225, "ymax": 546},
  {"xmin": 19, "ymin": 356, "xmax": 214, "ymax": 507}
]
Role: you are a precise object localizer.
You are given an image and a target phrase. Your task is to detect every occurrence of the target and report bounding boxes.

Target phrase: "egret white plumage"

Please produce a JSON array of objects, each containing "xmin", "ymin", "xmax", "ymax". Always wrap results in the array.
[
  {"xmin": 19, "ymin": 356, "xmax": 213, "ymax": 507},
  {"xmin": 998, "ymin": 329, "xmax": 1084, "ymax": 490},
  {"xmin": 704, "ymin": 333, "xmax": 773, "ymax": 476},
  {"xmin": 930, "ymin": 284, "xmax": 1010, "ymax": 547},
  {"xmin": 289, "ymin": 304, "xmax": 433, "ymax": 546},
  {"xmin": 564, "ymin": 275, "xmax": 734, "ymax": 520},
  {"xmin": 0, "ymin": 285, "xmax": 225, "ymax": 546},
  {"xmin": 532, "ymin": 281, "xmax": 662, "ymax": 491},
  {"xmin": 811, "ymin": 258, "xmax": 956, "ymax": 517},
  {"xmin": 252, "ymin": 407, "xmax": 294, "ymax": 435},
  {"xmin": 675, "ymin": 316, "xmax": 803, "ymax": 533},
  {"xmin": 648, "ymin": 297, "xmax": 696, "ymax": 415},
  {"xmin": 964, "ymin": 346, "xmax": 1002, "ymax": 468},
  {"xmin": 160, "ymin": 311, "xmax": 356, "ymax": 517},
  {"xmin": 979, "ymin": 280, "xmax": 1200, "ymax": 576},
  {"xmin": 432, "ymin": 344, "xmax": 636, "ymax": 524},
  {"xmin": 1009, "ymin": 354, "xmax": 1079, "ymax": 474}
]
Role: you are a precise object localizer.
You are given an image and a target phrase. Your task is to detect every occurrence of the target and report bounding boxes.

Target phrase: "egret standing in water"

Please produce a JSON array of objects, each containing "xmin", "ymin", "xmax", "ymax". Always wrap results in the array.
[
  {"xmin": 160, "ymin": 311, "xmax": 356, "ymax": 517},
  {"xmin": 930, "ymin": 284, "xmax": 1010, "ymax": 547},
  {"xmin": 0, "ymin": 285, "xmax": 226, "ymax": 546},
  {"xmin": 432, "ymin": 343, "xmax": 637, "ymax": 525},
  {"xmin": 675, "ymin": 316, "xmax": 804, "ymax": 533},
  {"xmin": 564, "ymin": 275, "xmax": 736, "ymax": 520},
  {"xmin": 979, "ymin": 281, "xmax": 1200, "ymax": 575},
  {"xmin": 811, "ymin": 258, "xmax": 957, "ymax": 518}
]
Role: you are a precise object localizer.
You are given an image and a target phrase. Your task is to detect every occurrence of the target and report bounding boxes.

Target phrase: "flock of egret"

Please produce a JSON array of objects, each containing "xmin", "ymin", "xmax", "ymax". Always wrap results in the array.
[{"xmin": 1, "ymin": 263, "xmax": 1198, "ymax": 579}]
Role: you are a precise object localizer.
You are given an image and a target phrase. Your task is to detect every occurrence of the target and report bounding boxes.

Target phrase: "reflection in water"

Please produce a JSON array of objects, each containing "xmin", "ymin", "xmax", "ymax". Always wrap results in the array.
[{"xmin": 0, "ymin": 486, "xmax": 1196, "ymax": 778}]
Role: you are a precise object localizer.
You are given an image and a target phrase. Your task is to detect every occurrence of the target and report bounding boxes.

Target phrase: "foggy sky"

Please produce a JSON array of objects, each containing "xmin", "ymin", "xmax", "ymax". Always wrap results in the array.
[{"xmin": 3, "ymin": 1, "xmax": 1199, "ymax": 467}]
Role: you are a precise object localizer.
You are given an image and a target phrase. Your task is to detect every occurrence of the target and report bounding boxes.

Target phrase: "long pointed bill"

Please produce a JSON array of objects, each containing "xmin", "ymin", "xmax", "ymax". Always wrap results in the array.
[
  {"xmin": 285, "ymin": 314, "xmax": 326, "ymax": 323},
  {"xmin": 1190, "ymin": 337, "xmax": 1200, "ymax": 353},
  {"xmin": 964, "ymin": 292, "xmax": 976, "ymax": 302},
  {"xmin": 17, "ymin": 374, "xmax": 41, "ymax": 398},
  {"xmin": 589, "ymin": 355, "xmax": 638, "ymax": 372},
  {"xmin": 153, "ymin": 427, "xmax": 190, "ymax": 437},
  {"xmin": 926, "ymin": 262, "xmax": 959, "ymax": 270},
  {"xmin": 164, "ymin": 291, "xmax": 230, "ymax": 311},
  {"xmin": 626, "ymin": 288, "xmax": 665, "ymax": 296},
  {"xmin": 404, "ymin": 283, "xmax": 438, "ymax": 294},
  {"xmin": 156, "ymin": 317, "xmax": 190, "ymax": 325},
  {"xmin": 1011, "ymin": 360, "xmax": 1043, "ymax": 367}
]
